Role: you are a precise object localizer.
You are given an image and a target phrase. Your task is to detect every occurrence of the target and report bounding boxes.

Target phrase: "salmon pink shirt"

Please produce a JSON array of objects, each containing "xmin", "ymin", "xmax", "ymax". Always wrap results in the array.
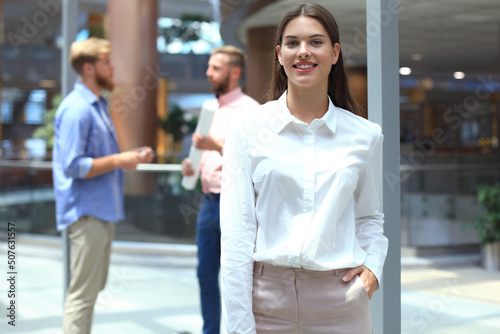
[{"xmin": 199, "ymin": 87, "xmax": 260, "ymax": 194}]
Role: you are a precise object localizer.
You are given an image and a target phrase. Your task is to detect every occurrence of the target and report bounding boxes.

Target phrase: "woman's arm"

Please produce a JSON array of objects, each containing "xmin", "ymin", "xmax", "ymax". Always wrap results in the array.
[
  {"xmin": 220, "ymin": 119, "xmax": 258, "ymax": 334},
  {"xmin": 347, "ymin": 131, "xmax": 388, "ymax": 293}
]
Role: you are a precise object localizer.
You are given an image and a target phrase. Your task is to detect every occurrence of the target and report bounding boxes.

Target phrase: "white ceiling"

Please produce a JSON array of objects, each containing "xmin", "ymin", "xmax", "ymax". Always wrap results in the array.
[{"xmin": 237, "ymin": 0, "xmax": 500, "ymax": 78}]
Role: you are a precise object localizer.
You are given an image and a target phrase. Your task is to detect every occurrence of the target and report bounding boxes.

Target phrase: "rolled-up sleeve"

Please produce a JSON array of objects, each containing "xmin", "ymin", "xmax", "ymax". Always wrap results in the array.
[
  {"xmin": 220, "ymin": 118, "xmax": 258, "ymax": 334},
  {"xmin": 56, "ymin": 105, "xmax": 94, "ymax": 179},
  {"xmin": 354, "ymin": 131, "xmax": 388, "ymax": 283}
]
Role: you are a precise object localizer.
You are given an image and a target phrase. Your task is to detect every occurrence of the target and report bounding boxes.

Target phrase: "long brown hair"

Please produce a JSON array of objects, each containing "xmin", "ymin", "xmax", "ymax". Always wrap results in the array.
[{"xmin": 267, "ymin": 3, "xmax": 363, "ymax": 117}]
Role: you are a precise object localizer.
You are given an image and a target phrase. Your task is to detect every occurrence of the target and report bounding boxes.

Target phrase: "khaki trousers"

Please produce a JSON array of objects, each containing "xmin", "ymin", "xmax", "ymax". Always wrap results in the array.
[
  {"xmin": 252, "ymin": 262, "xmax": 372, "ymax": 334},
  {"xmin": 63, "ymin": 216, "xmax": 115, "ymax": 334}
]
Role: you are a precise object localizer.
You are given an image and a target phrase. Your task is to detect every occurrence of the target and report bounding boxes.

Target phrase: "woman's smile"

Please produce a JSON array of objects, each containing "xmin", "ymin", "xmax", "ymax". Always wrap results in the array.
[{"xmin": 277, "ymin": 15, "xmax": 340, "ymax": 90}]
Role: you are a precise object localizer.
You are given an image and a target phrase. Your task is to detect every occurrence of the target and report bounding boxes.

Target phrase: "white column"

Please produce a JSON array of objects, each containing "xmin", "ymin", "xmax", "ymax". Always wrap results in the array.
[
  {"xmin": 61, "ymin": 0, "xmax": 78, "ymax": 300},
  {"xmin": 366, "ymin": 0, "xmax": 401, "ymax": 333}
]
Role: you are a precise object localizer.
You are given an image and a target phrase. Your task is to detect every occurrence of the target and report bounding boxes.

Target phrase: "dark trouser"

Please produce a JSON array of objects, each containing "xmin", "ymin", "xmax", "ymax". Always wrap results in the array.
[{"xmin": 196, "ymin": 193, "xmax": 221, "ymax": 334}]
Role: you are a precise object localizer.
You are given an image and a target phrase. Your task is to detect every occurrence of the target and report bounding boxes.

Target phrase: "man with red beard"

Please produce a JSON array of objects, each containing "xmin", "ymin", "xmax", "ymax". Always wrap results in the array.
[
  {"xmin": 182, "ymin": 46, "xmax": 259, "ymax": 334},
  {"xmin": 52, "ymin": 37, "xmax": 153, "ymax": 333}
]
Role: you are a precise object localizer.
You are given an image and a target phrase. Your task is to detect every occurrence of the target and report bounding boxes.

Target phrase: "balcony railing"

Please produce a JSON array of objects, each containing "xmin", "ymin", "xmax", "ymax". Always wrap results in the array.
[
  {"xmin": 0, "ymin": 160, "xmax": 197, "ymax": 244},
  {"xmin": 1, "ymin": 159, "xmax": 498, "ymax": 248}
]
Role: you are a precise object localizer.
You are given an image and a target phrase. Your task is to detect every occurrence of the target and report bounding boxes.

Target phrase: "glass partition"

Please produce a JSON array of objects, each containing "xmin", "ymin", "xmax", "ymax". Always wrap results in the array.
[
  {"xmin": 0, "ymin": 160, "xmax": 198, "ymax": 244},
  {"xmin": 2, "ymin": 159, "xmax": 498, "ymax": 249},
  {"xmin": 400, "ymin": 162, "xmax": 499, "ymax": 252}
]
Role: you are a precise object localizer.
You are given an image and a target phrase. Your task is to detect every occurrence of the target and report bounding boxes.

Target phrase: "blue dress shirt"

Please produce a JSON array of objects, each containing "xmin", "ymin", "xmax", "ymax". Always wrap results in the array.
[{"xmin": 52, "ymin": 82, "xmax": 124, "ymax": 231}]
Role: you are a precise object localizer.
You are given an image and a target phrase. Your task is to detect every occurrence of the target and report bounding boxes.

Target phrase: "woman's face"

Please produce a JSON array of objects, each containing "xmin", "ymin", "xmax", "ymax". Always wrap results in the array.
[{"xmin": 277, "ymin": 16, "xmax": 340, "ymax": 91}]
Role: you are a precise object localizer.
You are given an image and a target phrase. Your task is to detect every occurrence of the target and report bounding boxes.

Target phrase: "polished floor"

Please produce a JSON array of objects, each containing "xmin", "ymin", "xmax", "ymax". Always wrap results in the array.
[{"xmin": 0, "ymin": 235, "xmax": 499, "ymax": 334}]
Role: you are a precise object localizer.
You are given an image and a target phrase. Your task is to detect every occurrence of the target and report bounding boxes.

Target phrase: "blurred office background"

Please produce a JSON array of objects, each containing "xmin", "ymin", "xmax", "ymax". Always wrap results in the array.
[{"xmin": 0, "ymin": 0, "xmax": 499, "ymax": 257}]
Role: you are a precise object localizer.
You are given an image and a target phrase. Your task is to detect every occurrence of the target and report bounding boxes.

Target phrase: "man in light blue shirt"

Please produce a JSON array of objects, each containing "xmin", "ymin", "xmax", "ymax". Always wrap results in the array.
[{"xmin": 52, "ymin": 37, "xmax": 152, "ymax": 334}]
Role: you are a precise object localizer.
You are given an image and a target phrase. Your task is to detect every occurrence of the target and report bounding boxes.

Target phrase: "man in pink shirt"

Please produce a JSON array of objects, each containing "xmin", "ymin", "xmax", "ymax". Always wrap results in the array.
[{"xmin": 181, "ymin": 46, "xmax": 259, "ymax": 334}]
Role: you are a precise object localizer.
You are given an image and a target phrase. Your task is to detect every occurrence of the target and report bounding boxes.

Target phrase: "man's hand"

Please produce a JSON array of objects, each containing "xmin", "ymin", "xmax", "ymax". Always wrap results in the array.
[
  {"xmin": 341, "ymin": 265, "xmax": 379, "ymax": 299},
  {"xmin": 85, "ymin": 147, "xmax": 154, "ymax": 178},
  {"xmin": 118, "ymin": 147, "xmax": 154, "ymax": 170},
  {"xmin": 181, "ymin": 158, "xmax": 195, "ymax": 176},
  {"xmin": 116, "ymin": 151, "xmax": 142, "ymax": 170},
  {"xmin": 136, "ymin": 146, "xmax": 154, "ymax": 163},
  {"xmin": 192, "ymin": 133, "xmax": 223, "ymax": 153}
]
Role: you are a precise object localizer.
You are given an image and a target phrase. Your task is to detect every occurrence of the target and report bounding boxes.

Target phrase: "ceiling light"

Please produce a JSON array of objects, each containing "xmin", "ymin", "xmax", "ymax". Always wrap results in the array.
[
  {"xmin": 453, "ymin": 71, "xmax": 465, "ymax": 80},
  {"xmin": 39, "ymin": 80, "xmax": 57, "ymax": 88},
  {"xmin": 399, "ymin": 67, "xmax": 412, "ymax": 75},
  {"xmin": 411, "ymin": 54, "xmax": 423, "ymax": 61}
]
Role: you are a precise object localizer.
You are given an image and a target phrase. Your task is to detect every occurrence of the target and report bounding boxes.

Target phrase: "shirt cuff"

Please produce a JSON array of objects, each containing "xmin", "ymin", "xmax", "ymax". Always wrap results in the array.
[
  {"xmin": 78, "ymin": 157, "xmax": 94, "ymax": 178},
  {"xmin": 363, "ymin": 254, "xmax": 383, "ymax": 284}
]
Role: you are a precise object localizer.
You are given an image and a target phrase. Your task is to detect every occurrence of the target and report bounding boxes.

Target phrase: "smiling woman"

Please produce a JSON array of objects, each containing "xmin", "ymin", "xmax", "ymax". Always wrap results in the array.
[
  {"xmin": 267, "ymin": 2, "xmax": 363, "ymax": 119},
  {"xmin": 276, "ymin": 15, "xmax": 340, "ymax": 123},
  {"xmin": 220, "ymin": 3, "xmax": 388, "ymax": 334}
]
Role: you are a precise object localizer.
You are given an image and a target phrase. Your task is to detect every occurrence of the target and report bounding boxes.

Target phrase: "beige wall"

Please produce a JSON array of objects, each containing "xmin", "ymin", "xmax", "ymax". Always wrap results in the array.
[
  {"xmin": 246, "ymin": 26, "xmax": 276, "ymax": 104},
  {"xmin": 349, "ymin": 69, "xmax": 368, "ymax": 117}
]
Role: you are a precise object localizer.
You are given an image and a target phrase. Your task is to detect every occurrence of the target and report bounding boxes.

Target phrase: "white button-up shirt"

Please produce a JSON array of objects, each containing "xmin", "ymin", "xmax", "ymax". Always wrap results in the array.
[{"xmin": 220, "ymin": 93, "xmax": 388, "ymax": 334}]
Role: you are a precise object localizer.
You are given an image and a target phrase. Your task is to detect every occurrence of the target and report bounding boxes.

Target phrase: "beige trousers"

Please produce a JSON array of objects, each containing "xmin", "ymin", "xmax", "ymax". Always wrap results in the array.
[
  {"xmin": 252, "ymin": 261, "xmax": 372, "ymax": 334},
  {"xmin": 63, "ymin": 216, "xmax": 115, "ymax": 334}
]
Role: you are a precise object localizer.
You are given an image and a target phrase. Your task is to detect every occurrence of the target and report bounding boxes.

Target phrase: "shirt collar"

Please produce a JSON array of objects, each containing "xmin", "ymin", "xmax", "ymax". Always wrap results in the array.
[
  {"xmin": 320, "ymin": 98, "xmax": 337, "ymax": 133},
  {"xmin": 74, "ymin": 81, "xmax": 107, "ymax": 107},
  {"xmin": 275, "ymin": 91, "xmax": 338, "ymax": 134},
  {"xmin": 217, "ymin": 87, "xmax": 243, "ymax": 107}
]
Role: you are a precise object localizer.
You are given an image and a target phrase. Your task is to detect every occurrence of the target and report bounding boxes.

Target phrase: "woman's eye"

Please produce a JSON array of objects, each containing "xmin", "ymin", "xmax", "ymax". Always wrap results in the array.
[
  {"xmin": 312, "ymin": 40, "xmax": 323, "ymax": 46},
  {"xmin": 286, "ymin": 41, "xmax": 297, "ymax": 47}
]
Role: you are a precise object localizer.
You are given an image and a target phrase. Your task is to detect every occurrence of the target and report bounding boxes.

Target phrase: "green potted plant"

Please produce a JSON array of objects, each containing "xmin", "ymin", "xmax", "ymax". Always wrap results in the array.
[
  {"xmin": 467, "ymin": 183, "xmax": 500, "ymax": 271},
  {"xmin": 32, "ymin": 94, "xmax": 61, "ymax": 151}
]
